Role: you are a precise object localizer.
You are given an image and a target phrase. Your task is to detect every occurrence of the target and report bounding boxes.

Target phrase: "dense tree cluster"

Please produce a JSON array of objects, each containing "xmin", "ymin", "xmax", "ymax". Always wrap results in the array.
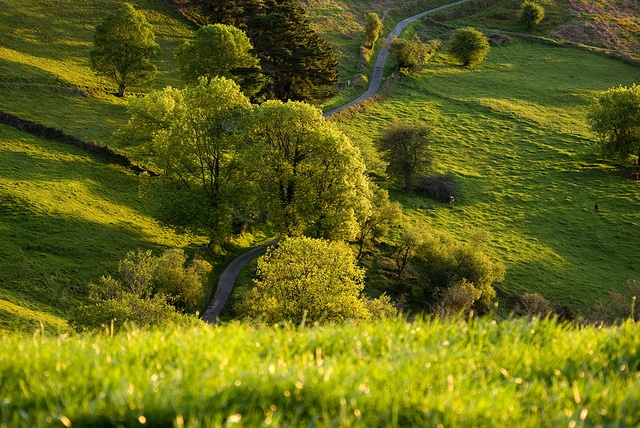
[
  {"xmin": 174, "ymin": 0, "xmax": 339, "ymax": 103},
  {"xmin": 235, "ymin": 237, "xmax": 396, "ymax": 324},
  {"xmin": 118, "ymin": 77, "xmax": 371, "ymax": 242}
]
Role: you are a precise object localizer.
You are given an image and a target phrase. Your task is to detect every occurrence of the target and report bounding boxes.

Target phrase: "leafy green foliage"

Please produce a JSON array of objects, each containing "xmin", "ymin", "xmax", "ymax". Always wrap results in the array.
[
  {"xmin": 363, "ymin": 12, "xmax": 383, "ymax": 49},
  {"xmin": 379, "ymin": 121, "xmax": 433, "ymax": 190},
  {"xmin": 408, "ymin": 232, "xmax": 504, "ymax": 315},
  {"xmin": 447, "ymin": 27, "xmax": 490, "ymax": 67},
  {"xmin": 355, "ymin": 184, "xmax": 403, "ymax": 260},
  {"xmin": 587, "ymin": 84, "xmax": 640, "ymax": 165},
  {"xmin": 118, "ymin": 77, "xmax": 252, "ymax": 240},
  {"xmin": 519, "ymin": 1, "xmax": 545, "ymax": 30},
  {"xmin": 176, "ymin": 24, "xmax": 265, "ymax": 99},
  {"xmin": 71, "ymin": 248, "xmax": 210, "ymax": 330},
  {"xmin": 389, "ymin": 35, "xmax": 439, "ymax": 74},
  {"xmin": 89, "ymin": 3, "xmax": 160, "ymax": 96},
  {"xmin": 246, "ymin": 100, "xmax": 371, "ymax": 240},
  {"xmin": 235, "ymin": 237, "xmax": 392, "ymax": 324}
]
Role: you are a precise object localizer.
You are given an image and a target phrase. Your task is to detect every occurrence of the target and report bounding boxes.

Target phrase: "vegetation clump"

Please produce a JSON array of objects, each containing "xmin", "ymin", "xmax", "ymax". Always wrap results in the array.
[
  {"xmin": 235, "ymin": 237, "xmax": 395, "ymax": 324},
  {"xmin": 519, "ymin": 1, "xmax": 545, "ymax": 30},
  {"xmin": 89, "ymin": 3, "xmax": 159, "ymax": 97},
  {"xmin": 447, "ymin": 26, "xmax": 490, "ymax": 66}
]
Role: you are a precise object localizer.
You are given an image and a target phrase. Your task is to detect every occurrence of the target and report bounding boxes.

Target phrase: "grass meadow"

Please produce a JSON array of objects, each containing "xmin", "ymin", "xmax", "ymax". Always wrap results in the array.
[
  {"xmin": 0, "ymin": 124, "xmax": 201, "ymax": 332},
  {"xmin": 336, "ymin": 36, "xmax": 640, "ymax": 314},
  {"xmin": 1, "ymin": 317, "xmax": 639, "ymax": 427}
]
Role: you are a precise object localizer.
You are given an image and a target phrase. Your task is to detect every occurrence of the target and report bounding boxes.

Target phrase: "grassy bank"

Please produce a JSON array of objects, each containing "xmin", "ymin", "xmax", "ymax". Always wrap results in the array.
[{"xmin": 1, "ymin": 317, "xmax": 638, "ymax": 427}]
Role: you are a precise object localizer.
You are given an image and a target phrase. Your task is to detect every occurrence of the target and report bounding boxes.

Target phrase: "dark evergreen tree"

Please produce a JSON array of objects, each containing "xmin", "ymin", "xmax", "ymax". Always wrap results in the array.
[{"xmin": 175, "ymin": 0, "xmax": 339, "ymax": 102}]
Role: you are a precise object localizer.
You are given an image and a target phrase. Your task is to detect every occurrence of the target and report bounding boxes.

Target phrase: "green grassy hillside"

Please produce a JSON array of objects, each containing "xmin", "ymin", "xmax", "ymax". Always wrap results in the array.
[
  {"xmin": 336, "ymin": 36, "xmax": 640, "ymax": 314},
  {"xmin": 1, "ymin": 318, "xmax": 639, "ymax": 427},
  {"xmin": 0, "ymin": 124, "xmax": 199, "ymax": 332},
  {"xmin": 1, "ymin": 0, "xmax": 639, "ymax": 328}
]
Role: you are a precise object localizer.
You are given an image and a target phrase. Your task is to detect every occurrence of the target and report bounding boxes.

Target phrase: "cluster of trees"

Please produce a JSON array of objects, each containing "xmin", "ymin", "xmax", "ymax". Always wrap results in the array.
[
  {"xmin": 118, "ymin": 77, "xmax": 373, "ymax": 243},
  {"xmin": 85, "ymin": 2, "xmax": 517, "ymax": 328},
  {"xmin": 90, "ymin": 1, "xmax": 338, "ymax": 102},
  {"xmin": 72, "ymin": 249, "xmax": 211, "ymax": 330}
]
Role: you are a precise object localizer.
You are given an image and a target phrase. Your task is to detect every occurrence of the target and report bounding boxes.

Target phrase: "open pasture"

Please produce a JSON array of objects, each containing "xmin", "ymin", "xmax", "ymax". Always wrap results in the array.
[{"xmin": 337, "ymin": 38, "xmax": 640, "ymax": 313}]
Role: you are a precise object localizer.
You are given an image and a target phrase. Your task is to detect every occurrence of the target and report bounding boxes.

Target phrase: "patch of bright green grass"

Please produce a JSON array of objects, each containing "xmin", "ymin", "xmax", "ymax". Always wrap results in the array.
[
  {"xmin": 1, "ymin": 317, "xmax": 639, "ymax": 426},
  {"xmin": 337, "ymin": 38, "xmax": 640, "ymax": 314},
  {"xmin": 0, "ymin": 0, "xmax": 195, "ymax": 144},
  {"xmin": 0, "ymin": 125, "xmax": 202, "ymax": 332}
]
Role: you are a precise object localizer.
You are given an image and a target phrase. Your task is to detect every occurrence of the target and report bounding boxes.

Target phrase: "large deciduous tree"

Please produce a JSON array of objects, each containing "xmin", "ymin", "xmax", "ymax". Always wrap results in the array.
[
  {"xmin": 246, "ymin": 100, "xmax": 370, "ymax": 240},
  {"xmin": 90, "ymin": 3, "xmax": 159, "ymax": 97},
  {"xmin": 235, "ymin": 237, "xmax": 393, "ymax": 324},
  {"xmin": 379, "ymin": 121, "xmax": 433, "ymax": 190},
  {"xmin": 176, "ymin": 24, "xmax": 265, "ymax": 99},
  {"xmin": 448, "ymin": 27, "xmax": 490, "ymax": 67},
  {"xmin": 118, "ymin": 77, "xmax": 252, "ymax": 240},
  {"xmin": 587, "ymin": 84, "xmax": 640, "ymax": 165}
]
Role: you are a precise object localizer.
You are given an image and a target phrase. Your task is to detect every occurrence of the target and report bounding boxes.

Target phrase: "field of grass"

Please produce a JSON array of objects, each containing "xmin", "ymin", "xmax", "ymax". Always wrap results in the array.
[
  {"xmin": 336, "ymin": 36, "xmax": 640, "ymax": 314},
  {"xmin": 0, "ymin": 0, "xmax": 195, "ymax": 144},
  {"xmin": 1, "ymin": 317, "xmax": 639, "ymax": 426},
  {"xmin": 0, "ymin": 124, "xmax": 203, "ymax": 332}
]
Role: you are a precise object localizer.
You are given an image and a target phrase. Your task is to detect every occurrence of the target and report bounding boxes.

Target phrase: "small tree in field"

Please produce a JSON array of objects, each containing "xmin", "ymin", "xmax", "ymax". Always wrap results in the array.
[
  {"xmin": 519, "ymin": 1, "xmax": 545, "ymax": 30},
  {"xmin": 379, "ymin": 121, "xmax": 433, "ymax": 190},
  {"xmin": 235, "ymin": 237, "xmax": 394, "ymax": 324},
  {"xmin": 587, "ymin": 84, "xmax": 640, "ymax": 165},
  {"xmin": 90, "ymin": 3, "xmax": 159, "ymax": 97},
  {"xmin": 448, "ymin": 27, "xmax": 490, "ymax": 67},
  {"xmin": 389, "ymin": 35, "xmax": 439, "ymax": 74},
  {"xmin": 363, "ymin": 12, "xmax": 384, "ymax": 49}
]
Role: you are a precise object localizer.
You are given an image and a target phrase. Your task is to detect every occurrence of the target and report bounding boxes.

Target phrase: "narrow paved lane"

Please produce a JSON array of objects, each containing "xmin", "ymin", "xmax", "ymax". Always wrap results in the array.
[{"xmin": 324, "ymin": 0, "xmax": 469, "ymax": 117}]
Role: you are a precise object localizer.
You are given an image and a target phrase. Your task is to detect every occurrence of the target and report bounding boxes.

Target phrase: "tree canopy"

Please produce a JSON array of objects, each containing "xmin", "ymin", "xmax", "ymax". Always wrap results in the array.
[
  {"xmin": 245, "ymin": 100, "xmax": 370, "ymax": 240},
  {"xmin": 587, "ymin": 84, "xmax": 640, "ymax": 165},
  {"xmin": 448, "ymin": 27, "xmax": 490, "ymax": 67},
  {"xmin": 363, "ymin": 12, "xmax": 383, "ymax": 49},
  {"xmin": 379, "ymin": 121, "xmax": 433, "ymax": 190},
  {"xmin": 89, "ymin": 3, "xmax": 159, "ymax": 97},
  {"xmin": 118, "ymin": 77, "xmax": 252, "ymax": 240},
  {"xmin": 389, "ymin": 35, "xmax": 439, "ymax": 74},
  {"xmin": 235, "ymin": 237, "xmax": 394, "ymax": 324},
  {"xmin": 519, "ymin": 1, "xmax": 545, "ymax": 30},
  {"xmin": 249, "ymin": 0, "xmax": 339, "ymax": 102},
  {"xmin": 176, "ymin": 24, "xmax": 265, "ymax": 99},
  {"xmin": 177, "ymin": 0, "xmax": 339, "ymax": 102}
]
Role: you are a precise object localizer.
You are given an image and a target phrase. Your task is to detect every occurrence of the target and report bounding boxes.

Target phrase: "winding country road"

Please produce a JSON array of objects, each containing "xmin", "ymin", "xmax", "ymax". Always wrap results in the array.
[{"xmin": 200, "ymin": 0, "xmax": 470, "ymax": 324}]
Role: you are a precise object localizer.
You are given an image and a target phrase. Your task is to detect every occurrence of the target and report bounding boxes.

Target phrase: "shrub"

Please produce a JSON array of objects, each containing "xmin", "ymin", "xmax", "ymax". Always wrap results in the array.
[
  {"xmin": 514, "ymin": 293, "xmax": 553, "ymax": 318},
  {"xmin": 389, "ymin": 35, "xmax": 440, "ymax": 74},
  {"xmin": 363, "ymin": 12, "xmax": 383, "ymax": 49},
  {"xmin": 415, "ymin": 173, "xmax": 459, "ymax": 202},
  {"xmin": 590, "ymin": 278, "xmax": 640, "ymax": 324},
  {"xmin": 448, "ymin": 27, "xmax": 490, "ymax": 67},
  {"xmin": 432, "ymin": 279, "xmax": 481, "ymax": 318},
  {"xmin": 519, "ymin": 1, "xmax": 545, "ymax": 30}
]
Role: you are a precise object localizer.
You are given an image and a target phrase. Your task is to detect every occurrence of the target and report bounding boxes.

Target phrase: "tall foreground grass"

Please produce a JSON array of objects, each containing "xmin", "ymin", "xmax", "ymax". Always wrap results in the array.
[{"xmin": 1, "ymin": 317, "xmax": 638, "ymax": 427}]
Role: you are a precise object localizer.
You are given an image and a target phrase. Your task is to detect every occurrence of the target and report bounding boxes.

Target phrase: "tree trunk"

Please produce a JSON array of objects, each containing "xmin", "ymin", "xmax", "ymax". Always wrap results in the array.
[{"xmin": 118, "ymin": 83, "xmax": 126, "ymax": 97}]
